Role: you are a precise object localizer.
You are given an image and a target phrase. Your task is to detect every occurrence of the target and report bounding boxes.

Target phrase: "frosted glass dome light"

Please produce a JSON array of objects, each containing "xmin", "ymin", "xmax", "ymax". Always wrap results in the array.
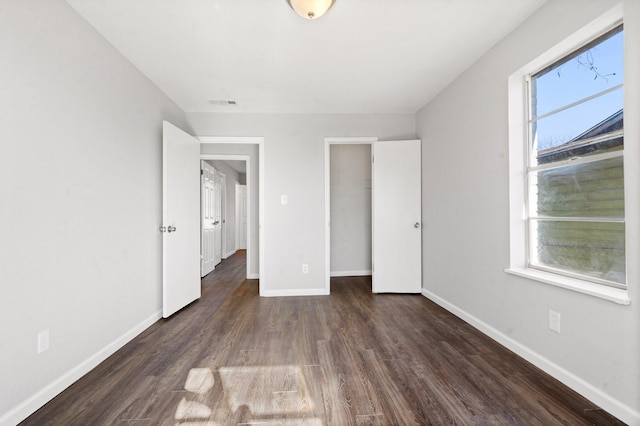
[{"xmin": 287, "ymin": 0, "xmax": 335, "ymax": 19}]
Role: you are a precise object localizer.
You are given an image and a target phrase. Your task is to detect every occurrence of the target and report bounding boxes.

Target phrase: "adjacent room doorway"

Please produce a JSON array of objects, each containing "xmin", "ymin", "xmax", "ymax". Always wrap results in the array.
[{"xmin": 199, "ymin": 136, "xmax": 264, "ymax": 292}]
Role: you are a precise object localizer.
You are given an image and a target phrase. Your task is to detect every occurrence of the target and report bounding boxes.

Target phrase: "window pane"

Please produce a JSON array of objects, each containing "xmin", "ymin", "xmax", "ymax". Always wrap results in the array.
[
  {"xmin": 531, "ymin": 89, "xmax": 623, "ymax": 154},
  {"xmin": 533, "ymin": 156, "xmax": 624, "ymax": 218},
  {"xmin": 531, "ymin": 220, "xmax": 626, "ymax": 285},
  {"xmin": 526, "ymin": 25, "xmax": 625, "ymax": 288},
  {"xmin": 533, "ymin": 28, "xmax": 623, "ymax": 117}
]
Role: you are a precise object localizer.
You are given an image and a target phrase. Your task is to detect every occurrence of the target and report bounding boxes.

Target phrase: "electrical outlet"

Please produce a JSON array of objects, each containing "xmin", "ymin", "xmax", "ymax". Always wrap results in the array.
[
  {"xmin": 549, "ymin": 310, "xmax": 561, "ymax": 333},
  {"xmin": 37, "ymin": 329, "xmax": 50, "ymax": 353},
  {"xmin": 302, "ymin": 264, "xmax": 309, "ymax": 274}
]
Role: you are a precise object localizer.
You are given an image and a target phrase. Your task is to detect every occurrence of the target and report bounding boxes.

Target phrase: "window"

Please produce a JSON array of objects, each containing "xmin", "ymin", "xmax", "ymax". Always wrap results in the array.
[
  {"xmin": 527, "ymin": 26, "xmax": 625, "ymax": 288},
  {"xmin": 507, "ymin": 5, "xmax": 630, "ymax": 303}
]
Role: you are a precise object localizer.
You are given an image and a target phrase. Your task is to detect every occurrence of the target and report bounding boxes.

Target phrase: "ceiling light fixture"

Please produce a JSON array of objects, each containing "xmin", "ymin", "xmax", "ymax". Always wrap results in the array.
[{"xmin": 287, "ymin": 0, "xmax": 335, "ymax": 19}]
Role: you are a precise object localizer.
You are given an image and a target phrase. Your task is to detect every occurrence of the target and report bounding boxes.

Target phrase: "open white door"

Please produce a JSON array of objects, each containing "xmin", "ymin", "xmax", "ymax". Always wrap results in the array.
[
  {"xmin": 372, "ymin": 139, "xmax": 422, "ymax": 293},
  {"xmin": 163, "ymin": 121, "xmax": 201, "ymax": 318}
]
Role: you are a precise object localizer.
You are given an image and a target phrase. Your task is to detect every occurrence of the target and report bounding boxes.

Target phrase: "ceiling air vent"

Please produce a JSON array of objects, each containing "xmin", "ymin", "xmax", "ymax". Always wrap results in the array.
[{"xmin": 209, "ymin": 99, "xmax": 238, "ymax": 106}]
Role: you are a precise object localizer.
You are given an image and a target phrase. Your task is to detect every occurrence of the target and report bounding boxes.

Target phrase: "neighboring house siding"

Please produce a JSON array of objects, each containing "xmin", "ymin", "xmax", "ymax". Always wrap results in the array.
[{"xmin": 535, "ymin": 111, "xmax": 625, "ymax": 283}]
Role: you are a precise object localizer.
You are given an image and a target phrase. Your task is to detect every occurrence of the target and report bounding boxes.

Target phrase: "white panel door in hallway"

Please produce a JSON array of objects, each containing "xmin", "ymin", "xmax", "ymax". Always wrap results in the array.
[
  {"xmin": 162, "ymin": 121, "xmax": 201, "ymax": 318},
  {"xmin": 372, "ymin": 139, "xmax": 422, "ymax": 293},
  {"xmin": 202, "ymin": 161, "xmax": 224, "ymax": 276},
  {"xmin": 201, "ymin": 161, "xmax": 216, "ymax": 277},
  {"xmin": 212, "ymin": 169, "xmax": 224, "ymax": 267}
]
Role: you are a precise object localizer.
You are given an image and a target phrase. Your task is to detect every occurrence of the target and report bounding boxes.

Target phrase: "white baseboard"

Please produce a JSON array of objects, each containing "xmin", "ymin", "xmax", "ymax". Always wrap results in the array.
[
  {"xmin": 261, "ymin": 288, "xmax": 328, "ymax": 297},
  {"xmin": 223, "ymin": 249, "xmax": 236, "ymax": 259},
  {"xmin": 0, "ymin": 310, "xmax": 162, "ymax": 426},
  {"xmin": 247, "ymin": 273, "xmax": 259, "ymax": 280},
  {"xmin": 421, "ymin": 289, "xmax": 640, "ymax": 426},
  {"xmin": 330, "ymin": 270, "xmax": 372, "ymax": 277}
]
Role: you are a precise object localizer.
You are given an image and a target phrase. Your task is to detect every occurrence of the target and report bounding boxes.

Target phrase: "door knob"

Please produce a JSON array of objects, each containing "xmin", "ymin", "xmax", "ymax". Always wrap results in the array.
[
  {"xmin": 414, "ymin": 222, "xmax": 420, "ymax": 229},
  {"xmin": 167, "ymin": 225, "xmax": 177, "ymax": 233}
]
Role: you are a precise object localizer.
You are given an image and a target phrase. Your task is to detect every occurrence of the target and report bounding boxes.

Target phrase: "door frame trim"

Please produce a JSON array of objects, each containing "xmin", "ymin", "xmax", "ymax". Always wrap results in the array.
[
  {"xmin": 324, "ymin": 137, "xmax": 378, "ymax": 294},
  {"xmin": 235, "ymin": 182, "xmax": 248, "ymax": 253},
  {"xmin": 199, "ymin": 136, "xmax": 265, "ymax": 296}
]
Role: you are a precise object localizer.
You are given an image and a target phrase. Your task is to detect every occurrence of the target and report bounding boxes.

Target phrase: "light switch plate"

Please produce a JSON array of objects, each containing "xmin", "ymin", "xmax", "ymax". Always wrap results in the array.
[
  {"xmin": 549, "ymin": 310, "xmax": 561, "ymax": 333},
  {"xmin": 38, "ymin": 329, "xmax": 50, "ymax": 353}
]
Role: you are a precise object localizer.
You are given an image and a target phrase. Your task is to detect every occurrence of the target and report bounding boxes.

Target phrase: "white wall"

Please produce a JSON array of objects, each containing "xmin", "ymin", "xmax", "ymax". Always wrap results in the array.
[
  {"xmin": 415, "ymin": 0, "xmax": 639, "ymax": 423},
  {"xmin": 200, "ymin": 144, "xmax": 260, "ymax": 278},
  {"xmin": 187, "ymin": 113, "xmax": 415, "ymax": 295},
  {"xmin": 330, "ymin": 144, "xmax": 372, "ymax": 276},
  {"xmin": 208, "ymin": 160, "xmax": 241, "ymax": 257},
  {"xmin": 0, "ymin": 1, "xmax": 185, "ymax": 423}
]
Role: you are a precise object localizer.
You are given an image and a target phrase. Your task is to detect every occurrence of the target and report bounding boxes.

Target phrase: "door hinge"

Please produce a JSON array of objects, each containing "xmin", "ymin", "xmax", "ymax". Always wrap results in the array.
[{"xmin": 201, "ymin": 169, "xmax": 204, "ymax": 175}]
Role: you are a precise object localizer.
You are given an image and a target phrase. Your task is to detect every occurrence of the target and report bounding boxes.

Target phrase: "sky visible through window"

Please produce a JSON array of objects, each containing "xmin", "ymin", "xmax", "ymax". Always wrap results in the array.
[{"xmin": 533, "ymin": 29, "xmax": 623, "ymax": 151}]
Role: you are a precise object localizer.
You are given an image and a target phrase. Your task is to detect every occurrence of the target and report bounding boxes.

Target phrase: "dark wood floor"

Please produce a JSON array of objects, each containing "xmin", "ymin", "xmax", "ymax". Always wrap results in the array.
[{"xmin": 22, "ymin": 251, "xmax": 624, "ymax": 425}]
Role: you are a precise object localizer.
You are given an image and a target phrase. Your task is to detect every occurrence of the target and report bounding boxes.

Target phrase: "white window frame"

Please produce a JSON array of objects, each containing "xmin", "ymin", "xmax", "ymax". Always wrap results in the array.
[{"xmin": 505, "ymin": 4, "xmax": 630, "ymax": 305}]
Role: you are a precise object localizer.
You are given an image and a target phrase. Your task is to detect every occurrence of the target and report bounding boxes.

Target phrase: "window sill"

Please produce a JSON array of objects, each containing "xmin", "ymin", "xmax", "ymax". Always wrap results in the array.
[{"xmin": 505, "ymin": 267, "xmax": 630, "ymax": 305}]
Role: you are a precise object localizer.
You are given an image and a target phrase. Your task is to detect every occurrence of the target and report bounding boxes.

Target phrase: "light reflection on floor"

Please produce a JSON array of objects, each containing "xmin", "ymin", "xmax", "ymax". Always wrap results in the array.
[
  {"xmin": 175, "ymin": 365, "xmax": 322, "ymax": 425},
  {"xmin": 174, "ymin": 397, "xmax": 215, "ymax": 423},
  {"xmin": 185, "ymin": 368, "xmax": 216, "ymax": 394}
]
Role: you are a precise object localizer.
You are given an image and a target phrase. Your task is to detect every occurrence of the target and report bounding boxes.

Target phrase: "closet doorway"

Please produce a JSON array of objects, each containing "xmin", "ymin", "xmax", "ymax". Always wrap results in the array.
[
  {"xmin": 325, "ymin": 137, "xmax": 376, "ymax": 293},
  {"xmin": 324, "ymin": 137, "xmax": 422, "ymax": 294}
]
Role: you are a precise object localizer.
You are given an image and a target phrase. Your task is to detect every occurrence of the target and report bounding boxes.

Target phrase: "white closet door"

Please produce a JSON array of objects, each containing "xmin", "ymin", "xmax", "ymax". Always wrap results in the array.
[{"xmin": 372, "ymin": 139, "xmax": 422, "ymax": 293}]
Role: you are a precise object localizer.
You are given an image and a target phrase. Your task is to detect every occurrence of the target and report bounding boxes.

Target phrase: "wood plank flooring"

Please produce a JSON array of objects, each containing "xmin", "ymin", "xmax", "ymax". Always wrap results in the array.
[{"xmin": 22, "ymin": 251, "xmax": 624, "ymax": 425}]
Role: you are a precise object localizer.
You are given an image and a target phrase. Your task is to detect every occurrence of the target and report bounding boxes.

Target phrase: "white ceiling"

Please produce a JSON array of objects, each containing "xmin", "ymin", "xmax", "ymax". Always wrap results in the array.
[{"xmin": 65, "ymin": 0, "xmax": 546, "ymax": 114}]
